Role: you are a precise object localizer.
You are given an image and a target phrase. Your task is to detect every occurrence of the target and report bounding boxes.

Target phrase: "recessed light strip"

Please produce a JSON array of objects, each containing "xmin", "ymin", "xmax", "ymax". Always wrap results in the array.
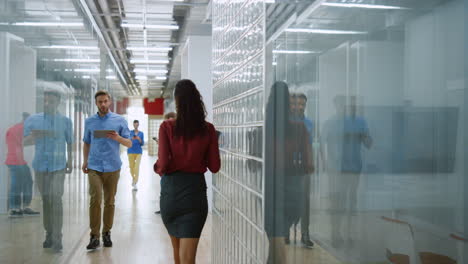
[{"xmin": 322, "ymin": 3, "xmax": 410, "ymax": 10}]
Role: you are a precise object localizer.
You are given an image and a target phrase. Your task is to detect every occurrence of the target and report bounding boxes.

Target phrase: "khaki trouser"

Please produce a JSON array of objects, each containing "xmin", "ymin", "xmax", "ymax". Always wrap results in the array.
[
  {"xmin": 88, "ymin": 169, "xmax": 120, "ymax": 237},
  {"xmin": 127, "ymin": 153, "xmax": 142, "ymax": 184},
  {"xmin": 36, "ymin": 170, "xmax": 65, "ymax": 242}
]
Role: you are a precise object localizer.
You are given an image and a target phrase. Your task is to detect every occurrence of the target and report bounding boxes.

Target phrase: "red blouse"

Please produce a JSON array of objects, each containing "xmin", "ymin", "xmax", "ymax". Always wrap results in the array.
[{"xmin": 154, "ymin": 120, "xmax": 221, "ymax": 176}]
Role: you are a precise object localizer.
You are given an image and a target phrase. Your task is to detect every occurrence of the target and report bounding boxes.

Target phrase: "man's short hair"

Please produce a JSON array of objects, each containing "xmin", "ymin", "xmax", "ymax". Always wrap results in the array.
[
  {"xmin": 22, "ymin": 112, "xmax": 30, "ymax": 120},
  {"xmin": 296, "ymin": 93, "xmax": 307, "ymax": 102},
  {"xmin": 44, "ymin": 91, "xmax": 61, "ymax": 99},
  {"xmin": 133, "ymin": 120, "xmax": 139, "ymax": 123},
  {"xmin": 94, "ymin": 90, "xmax": 111, "ymax": 100},
  {"xmin": 164, "ymin": 112, "xmax": 176, "ymax": 120}
]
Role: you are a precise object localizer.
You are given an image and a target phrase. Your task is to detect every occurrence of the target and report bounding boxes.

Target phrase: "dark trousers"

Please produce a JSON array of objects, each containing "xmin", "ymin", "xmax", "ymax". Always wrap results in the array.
[
  {"xmin": 8, "ymin": 165, "xmax": 33, "ymax": 210},
  {"xmin": 285, "ymin": 175, "xmax": 311, "ymax": 236}
]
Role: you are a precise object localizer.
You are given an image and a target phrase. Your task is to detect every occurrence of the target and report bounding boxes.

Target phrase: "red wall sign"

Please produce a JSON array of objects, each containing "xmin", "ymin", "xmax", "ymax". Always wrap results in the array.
[{"xmin": 143, "ymin": 97, "xmax": 164, "ymax": 115}]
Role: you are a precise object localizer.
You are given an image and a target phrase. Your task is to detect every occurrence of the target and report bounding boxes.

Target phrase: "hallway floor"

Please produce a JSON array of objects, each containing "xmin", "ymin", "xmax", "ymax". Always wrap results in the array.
[{"xmin": 0, "ymin": 152, "xmax": 341, "ymax": 264}]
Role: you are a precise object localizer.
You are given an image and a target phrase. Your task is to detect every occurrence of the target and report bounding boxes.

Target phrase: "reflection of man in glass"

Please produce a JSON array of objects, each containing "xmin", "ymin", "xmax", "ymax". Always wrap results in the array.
[
  {"xmin": 285, "ymin": 93, "xmax": 315, "ymax": 248},
  {"xmin": 5, "ymin": 112, "xmax": 40, "ymax": 217},
  {"xmin": 264, "ymin": 82, "xmax": 313, "ymax": 263},
  {"xmin": 321, "ymin": 95, "xmax": 372, "ymax": 247},
  {"xmin": 24, "ymin": 90, "xmax": 73, "ymax": 252}
]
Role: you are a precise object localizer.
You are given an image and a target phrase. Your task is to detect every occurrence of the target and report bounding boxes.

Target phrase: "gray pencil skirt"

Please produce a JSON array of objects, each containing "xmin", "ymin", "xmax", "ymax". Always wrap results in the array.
[{"xmin": 160, "ymin": 171, "xmax": 208, "ymax": 238}]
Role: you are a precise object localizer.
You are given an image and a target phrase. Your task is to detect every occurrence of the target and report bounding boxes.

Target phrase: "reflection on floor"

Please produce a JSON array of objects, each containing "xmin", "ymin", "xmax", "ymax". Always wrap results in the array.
[{"xmin": 285, "ymin": 242, "xmax": 342, "ymax": 264}]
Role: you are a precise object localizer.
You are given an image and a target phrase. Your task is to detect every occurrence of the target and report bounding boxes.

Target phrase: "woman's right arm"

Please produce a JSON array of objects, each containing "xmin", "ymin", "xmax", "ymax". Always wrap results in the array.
[{"xmin": 207, "ymin": 125, "xmax": 221, "ymax": 173}]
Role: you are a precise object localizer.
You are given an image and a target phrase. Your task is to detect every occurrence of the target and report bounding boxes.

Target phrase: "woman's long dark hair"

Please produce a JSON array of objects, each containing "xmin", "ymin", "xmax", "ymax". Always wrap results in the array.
[{"xmin": 173, "ymin": 79, "xmax": 207, "ymax": 138}]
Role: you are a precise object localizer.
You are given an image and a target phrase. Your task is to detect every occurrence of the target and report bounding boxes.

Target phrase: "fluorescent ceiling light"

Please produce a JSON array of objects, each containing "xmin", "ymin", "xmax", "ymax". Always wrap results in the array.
[
  {"xmin": 106, "ymin": 76, "xmax": 117, "ymax": 80},
  {"xmin": 131, "ymin": 52, "xmax": 168, "ymax": 57},
  {"xmin": 134, "ymin": 69, "xmax": 168, "ymax": 74},
  {"xmin": 136, "ymin": 76, "xmax": 148, "ymax": 80},
  {"xmin": 121, "ymin": 23, "xmax": 179, "ymax": 30},
  {"xmin": 127, "ymin": 47, "xmax": 172, "ymax": 52},
  {"xmin": 11, "ymin": 22, "xmax": 84, "ymax": 27},
  {"xmin": 134, "ymin": 66, "xmax": 167, "ymax": 70},
  {"xmin": 322, "ymin": 3, "xmax": 409, "ymax": 10},
  {"xmin": 156, "ymin": 76, "xmax": 167, "ymax": 80},
  {"xmin": 82, "ymin": 75, "xmax": 91, "ymax": 79},
  {"xmin": 285, "ymin": 28, "xmax": 366, "ymax": 34},
  {"xmin": 36, "ymin": 45, "xmax": 98, "ymax": 50},
  {"xmin": 273, "ymin": 50, "xmax": 318, "ymax": 54},
  {"xmin": 130, "ymin": 59, "xmax": 169, "ymax": 64},
  {"xmin": 50, "ymin": 58, "xmax": 100, "ymax": 63}
]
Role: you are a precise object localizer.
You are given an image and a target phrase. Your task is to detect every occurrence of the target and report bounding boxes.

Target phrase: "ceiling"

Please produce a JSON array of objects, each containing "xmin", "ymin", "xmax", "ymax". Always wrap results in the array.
[{"xmin": 0, "ymin": 0, "xmax": 210, "ymax": 99}]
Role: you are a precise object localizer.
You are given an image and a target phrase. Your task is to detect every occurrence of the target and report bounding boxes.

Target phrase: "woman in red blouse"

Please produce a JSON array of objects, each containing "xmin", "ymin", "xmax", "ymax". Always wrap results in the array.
[{"xmin": 154, "ymin": 79, "xmax": 220, "ymax": 264}]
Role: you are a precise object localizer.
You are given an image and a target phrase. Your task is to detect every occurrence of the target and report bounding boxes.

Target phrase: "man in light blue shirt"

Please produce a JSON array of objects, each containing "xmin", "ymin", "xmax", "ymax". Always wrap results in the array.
[
  {"xmin": 127, "ymin": 120, "xmax": 144, "ymax": 191},
  {"xmin": 24, "ymin": 90, "xmax": 73, "ymax": 252},
  {"xmin": 321, "ymin": 95, "xmax": 372, "ymax": 247},
  {"xmin": 82, "ymin": 90, "xmax": 132, "ymax": 250}
]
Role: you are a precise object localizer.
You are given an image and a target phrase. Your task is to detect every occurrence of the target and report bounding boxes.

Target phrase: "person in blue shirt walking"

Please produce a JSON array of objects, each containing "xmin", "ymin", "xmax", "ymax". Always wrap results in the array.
[
  {"xmin": 24, "ymin": 90, "xmax": 73, "ymax": 252},
  {"xmin": 82, "ymin": 90, "xmax": 132, "ymax": 250},
  {"xmin": 127, "ymin": 120, "xmax": 144, "ymax": 191},
  {"xmin": 321, "ymin": 95, "xmax": 372, "ymax": 247}
]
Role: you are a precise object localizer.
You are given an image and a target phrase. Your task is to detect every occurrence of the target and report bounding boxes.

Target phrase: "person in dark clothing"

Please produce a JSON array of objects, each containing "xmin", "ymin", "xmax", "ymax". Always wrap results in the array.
[
  {"xmin": 264, "ymin": 81, "xmax": 313, "ymax": 264},
  {"xmin": 284, "ymin": 93, "xmax": 315, "ymax": 248}
]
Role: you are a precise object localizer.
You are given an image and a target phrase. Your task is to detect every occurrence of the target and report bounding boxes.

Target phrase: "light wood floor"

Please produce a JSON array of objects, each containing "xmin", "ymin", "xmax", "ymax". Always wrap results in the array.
[{"xmin": 0, "ymin": 152, "xmax": 343, "ymax": 264}]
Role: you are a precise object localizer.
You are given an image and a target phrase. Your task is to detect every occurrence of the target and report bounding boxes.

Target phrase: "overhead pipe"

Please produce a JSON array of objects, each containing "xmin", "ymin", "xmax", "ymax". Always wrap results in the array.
[
  {"xmin": 96, "ymin": 0, "xmax": 140, "ymax": 94},
  {"xmin": 77, "ymin": 0, "xmax": 131, "ymax": 93}
]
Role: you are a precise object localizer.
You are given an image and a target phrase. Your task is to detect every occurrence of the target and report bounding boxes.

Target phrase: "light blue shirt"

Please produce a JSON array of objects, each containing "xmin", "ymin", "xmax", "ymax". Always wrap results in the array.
[
  {"xmin": 24, "ymin": 113, "xmax": 73, "ymax": 172},
  {"xmin": 342, "ymin": 116, "xmax": 369, "ymax": 173},
  {"xmin": 322, "ymin": 115, "xmax": 369, "ymax": 173},
  {"xmin": 127, "ymin": 130, "xmax": 144, "ymax": 154},
  {"xmin": 83, "ymin": 112, "xmax": 130, "ymax": 172}
]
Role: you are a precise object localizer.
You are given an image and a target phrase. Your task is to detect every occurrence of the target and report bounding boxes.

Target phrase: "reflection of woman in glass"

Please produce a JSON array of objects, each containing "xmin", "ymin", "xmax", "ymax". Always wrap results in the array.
[{"xmin": 264, "ymin": 81, "xmax": 313, "ymax": 263}]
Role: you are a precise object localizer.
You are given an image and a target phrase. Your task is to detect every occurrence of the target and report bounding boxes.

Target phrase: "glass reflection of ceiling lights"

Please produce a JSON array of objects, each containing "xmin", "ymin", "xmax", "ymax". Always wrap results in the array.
[
  {"xmin": 322, "ymin": 1, "xmax": 410, "ymax": 10},
  {"xmin": 80, "ymin": 75, "xmax": 116, "ymax": 80},
  {"xmin": 273, "ymin": 50, "xmax": 319, "ymax": 54},
  {"xmin": 42, "ymin": 58, "xmax": 100, "ymax": 63},
  {"xmin": 5, "ymin": 22, "xmax": 84, "ymax": 27},
  {"xmin": 36, "ymin": 45, "xmax": 98, "ymax": 50},
  {"xmin": 285, "ymin": 28, "xmax": 367, "ymax": 34}
]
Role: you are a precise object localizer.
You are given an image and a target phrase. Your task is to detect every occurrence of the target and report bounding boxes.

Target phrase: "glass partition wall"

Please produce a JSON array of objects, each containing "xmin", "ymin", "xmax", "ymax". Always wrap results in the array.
[
  {"xmin": 213, "ymin": 0, "xmax": 467, "ymax": 263},
  {"xmin": 0, "ymin": 1, "xmax": 122, "ymax": 262}
]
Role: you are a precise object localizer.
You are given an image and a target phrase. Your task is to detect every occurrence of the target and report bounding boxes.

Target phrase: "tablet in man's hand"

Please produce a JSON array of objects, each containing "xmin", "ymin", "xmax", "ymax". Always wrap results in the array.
[
  {"xmin": 94, "ymin": 130, "xmax": 115, "ymax": 138},
  {"xmin": 31, "ymin": 129, "xmax": 55, "ymax": 138}
]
